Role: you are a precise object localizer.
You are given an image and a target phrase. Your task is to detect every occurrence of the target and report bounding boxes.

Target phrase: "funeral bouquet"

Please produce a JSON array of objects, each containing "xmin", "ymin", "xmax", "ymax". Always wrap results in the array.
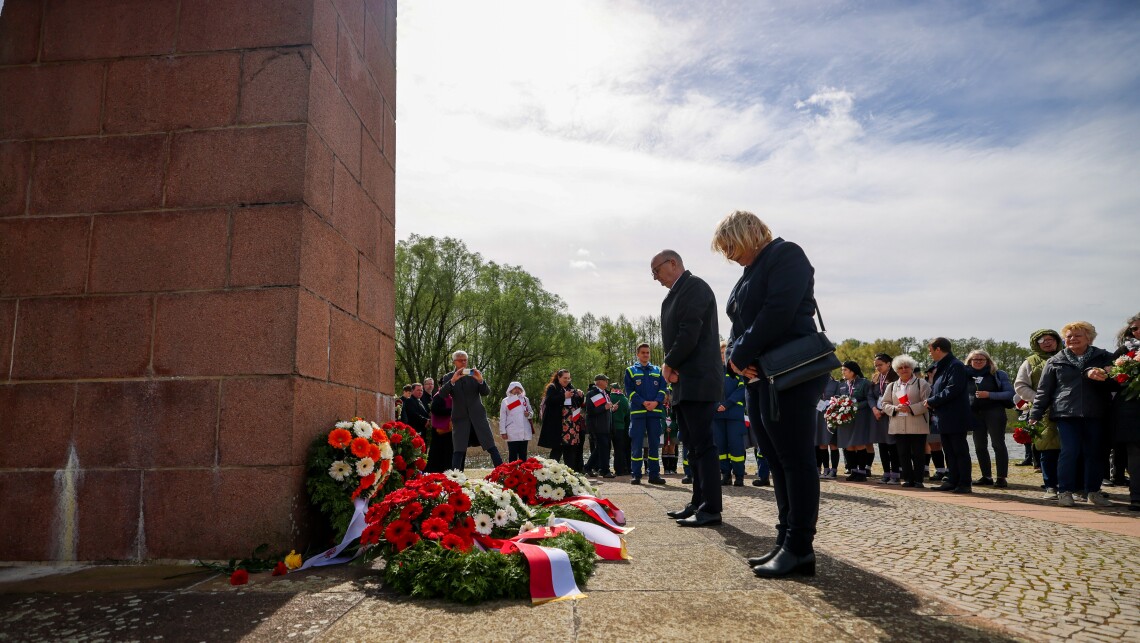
[
  {"xmin": 361, "ymin": 473, "xmax": 595, "ymax": 604},
  {"xmin": 486, "ymin": 456, "xmax": 596, "ymax": 505},
  {"xmin": 1109, "ymin": 348, "xmax": 1140, "ymax": 401},
  {"xmin": 305, "ymin": 418, "xmax": 396, "ymax": 539},
  {"xmin": 824, "ymin": 395, "xmax": 857, "ymax": 431}
]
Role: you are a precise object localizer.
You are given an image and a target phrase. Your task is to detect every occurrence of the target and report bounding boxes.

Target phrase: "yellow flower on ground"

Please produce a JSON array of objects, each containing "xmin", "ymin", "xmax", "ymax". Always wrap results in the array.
[{"xmin": 284, "ymin": 550, "xmax": 302, "ymax": 570}]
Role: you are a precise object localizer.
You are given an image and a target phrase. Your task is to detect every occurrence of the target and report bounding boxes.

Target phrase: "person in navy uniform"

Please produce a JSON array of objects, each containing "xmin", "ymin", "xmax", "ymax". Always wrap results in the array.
[
  {"xmin": 715, "ymin": 340, "xmax": 748, "ymax": 486},
  {"xmin": 653, "ymin": 250, "xmax": 724, "ymax": 527},
  {"xmin": 624, "ymin": 343, "xmax": 668, "ymax": 485}
]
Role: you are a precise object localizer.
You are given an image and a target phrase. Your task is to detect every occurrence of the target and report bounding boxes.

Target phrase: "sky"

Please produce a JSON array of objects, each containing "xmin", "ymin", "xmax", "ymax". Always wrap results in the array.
[{"xmin": 394, "ymin": 0, "xmax": 1140, "ymax": 346}]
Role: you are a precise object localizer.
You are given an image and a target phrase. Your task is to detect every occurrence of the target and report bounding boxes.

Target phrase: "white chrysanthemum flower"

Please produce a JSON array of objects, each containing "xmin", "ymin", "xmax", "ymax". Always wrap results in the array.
[
  {"xmin": 444, "ymin": 469, "xmax": 467, "ymax": 483},
  {"xmin": 533, "ymin": 468, "xmax": 551, "ymax": 482},
  {"xmin": 519, "ymin": 521, "xmax": 536, "ymax": 535},
  {"xmin": 328, "ymin": 461, "xmax": 351, "ymax": 481},
  {"xmin": 355, "ymin": 457, "xmax": 375, "ymax": 476},
  {"xmin": 506, "ymin": 506, "xmax": 518, "ymax": 521},
  {"xmin": 380, "ymin": 443, "xmax": 394, "ymax": 460},
  {"xmin": 473, "ymin": 513, "xmax": 493, "ymax": 535},
  {"xmin": 493, "ymin": 509, "xmax": 510, "ymax": 527},
  {"xmin": 572, "ymin": 486, "xmax": 587, "ymax": 497},
  {"xmin": 537, "ymin": 483, "xmax": 555, "ymax": 499},
  {"xmin": 352, "ymin": 420, "xmax": 370, "ymax": 437},
  {"xmin": 335, "ymin": 421, "xmax": 353, "ymax": 429},
  {"xmin": 550, "ymin": 487, "xmax": 566, "ymax": 501}
]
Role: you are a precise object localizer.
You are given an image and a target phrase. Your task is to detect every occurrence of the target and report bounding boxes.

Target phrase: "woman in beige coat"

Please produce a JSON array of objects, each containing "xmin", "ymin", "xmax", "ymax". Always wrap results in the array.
[{"xmin": 880, "ymin": 355, "xmax": 933, "ymax": 488}]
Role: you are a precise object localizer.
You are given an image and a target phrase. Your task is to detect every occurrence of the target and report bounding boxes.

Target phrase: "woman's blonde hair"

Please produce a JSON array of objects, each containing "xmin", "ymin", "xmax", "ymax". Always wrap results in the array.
[
  {"xmin": 711, "ymin": 210, "xmax": 773, "ymax": 262},
  {"xmin": 964, "ymin": 349, "xmax": 996, "ymax": 374},
  {"xmin": 1061, "ymin": 321, "xmax": 1097, "ymax": 343}
]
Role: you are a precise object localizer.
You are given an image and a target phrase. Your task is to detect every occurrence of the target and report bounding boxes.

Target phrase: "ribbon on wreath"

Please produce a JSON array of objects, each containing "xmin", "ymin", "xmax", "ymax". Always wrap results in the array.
[
  {"xmin": 475, "ymin": 525, "xmax": 586, "ymax": 604},
  {"xmin": 548, "ymin": 517, "xmax": 629, "ymax": 560},
  {"xmin": 298, "ymin": 498, "xmax": 368, "ymax": 570},
  {"xmin": 548, "ymin": 496, "xmax": 629, "ymax": 533}
]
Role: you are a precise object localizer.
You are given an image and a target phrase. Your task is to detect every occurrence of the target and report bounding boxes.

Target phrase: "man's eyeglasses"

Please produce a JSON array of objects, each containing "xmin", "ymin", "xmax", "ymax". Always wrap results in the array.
[{"xmin": 651, "ymin": 259, "xmax": 674, "ymax": 278}]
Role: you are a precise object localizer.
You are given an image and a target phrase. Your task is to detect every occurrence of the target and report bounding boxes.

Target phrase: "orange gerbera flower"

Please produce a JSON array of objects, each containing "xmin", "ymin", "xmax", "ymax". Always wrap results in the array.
[
  {"xmin": 372, "ymin": 428, "xmax": 388, "ymax": 443},
  {"xmin": 328, "ymin": 428, "xmax": 353, "ymax": 449},
  {"xmin": 350, "ymin": 437, "xmax": 370, "ymax": 458},
  {"xmin": 367, "ymin": 443, "xmax": 381, "ymax": 461}
]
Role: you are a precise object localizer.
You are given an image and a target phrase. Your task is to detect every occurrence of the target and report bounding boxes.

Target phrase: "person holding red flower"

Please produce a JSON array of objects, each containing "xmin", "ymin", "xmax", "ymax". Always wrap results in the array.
[
  {"xmin": 1030, "ymin": 322, "xmax": 1119, "ymax": 507},
  {"xmin": 1110, "ymin": 314, "xmax": 1140, "ymax": 511},
  {"xmin": 1014, "ymin": 329, "xmax": 1063, "ymax": 499}
]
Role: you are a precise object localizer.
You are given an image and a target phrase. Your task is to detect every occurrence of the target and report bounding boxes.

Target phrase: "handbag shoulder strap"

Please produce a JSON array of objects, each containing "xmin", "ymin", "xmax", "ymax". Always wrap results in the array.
[{"xmin": 812, "ymin": 299, "xmax": 827, "ymax": 332}]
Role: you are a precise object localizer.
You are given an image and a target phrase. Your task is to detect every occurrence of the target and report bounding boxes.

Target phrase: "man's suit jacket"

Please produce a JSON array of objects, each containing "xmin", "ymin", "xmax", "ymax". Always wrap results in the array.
[
  {"xmin": 400, "ymin": 395, "xmax": 430, "ymax": 434},
  {"xmin": 438, "ymin": 371, "xmax": 492, "ymax": 422},
  {"xmin": 661, "ymin": 270, "xmax": 722, "ymax": 403}
]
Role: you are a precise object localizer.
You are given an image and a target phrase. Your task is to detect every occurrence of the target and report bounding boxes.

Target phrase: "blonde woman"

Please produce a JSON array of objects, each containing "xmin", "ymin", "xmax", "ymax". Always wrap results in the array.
[
  {"xmin": 715, "ymin": 210, "xmax": 827, "ymax": 578},
  {"xmin": 963, "ymin": 349, "xmax": 1015, "ymax": 488},
  {"xmin": 880, "ymin": 355, "xmax": 932, "ymax": 487}
]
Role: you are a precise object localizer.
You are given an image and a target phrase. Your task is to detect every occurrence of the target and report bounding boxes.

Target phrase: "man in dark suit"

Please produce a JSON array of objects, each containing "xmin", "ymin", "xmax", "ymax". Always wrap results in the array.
[
  {"xmin": 654, "ymin": 250, "xmax": 724, "ymax": 527},
  {"xmin": 438, "ymin": 350, "xmax": 504, "ymax": 471},
  {"xmin": 400, "ymin": 383, "xmax": 431, "ymax": 436},
  {"xmin": 924, "ymin": 337, "xmax": 972, "ymax": 494}
]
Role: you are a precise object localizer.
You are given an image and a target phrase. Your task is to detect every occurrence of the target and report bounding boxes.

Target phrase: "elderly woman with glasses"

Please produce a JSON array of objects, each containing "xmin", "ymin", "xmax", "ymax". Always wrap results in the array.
[
  {"xmin": 963, "ymin": 349, "xmax": 1015, "ymax": 488},
  {"xmin": 1030, "ymin": 322, "xmax": 1118, "ymax": 507},
  {"xmin": 879, "ymin": 355, "xmax": 932, "ymax": 487}
]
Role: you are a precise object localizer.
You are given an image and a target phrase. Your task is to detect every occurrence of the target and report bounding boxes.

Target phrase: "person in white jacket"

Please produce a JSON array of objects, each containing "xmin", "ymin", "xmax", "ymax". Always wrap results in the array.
[{"xmin": 499, "ymin": 381, "xmax": 535, "ymax": 462}]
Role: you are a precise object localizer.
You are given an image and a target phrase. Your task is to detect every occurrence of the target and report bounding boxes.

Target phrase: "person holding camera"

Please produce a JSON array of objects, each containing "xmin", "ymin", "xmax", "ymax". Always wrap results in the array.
[{"xmin": 438, "ymin": 350, "xmax": 504, "ymax": 471}]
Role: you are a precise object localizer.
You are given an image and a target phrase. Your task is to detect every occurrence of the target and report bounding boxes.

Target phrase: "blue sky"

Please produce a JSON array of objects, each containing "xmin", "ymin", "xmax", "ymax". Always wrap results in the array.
[{"xmin": 394, "ymin": 0, "xmax": 1140, "ymax": 345}]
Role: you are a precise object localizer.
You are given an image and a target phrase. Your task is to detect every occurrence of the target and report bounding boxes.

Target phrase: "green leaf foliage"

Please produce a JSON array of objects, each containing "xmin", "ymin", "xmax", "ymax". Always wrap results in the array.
[
  {"xmin": 305, "ymin": 434, "xmax": 356, "ymax": 541},
  {"xmin": 381, "ymin": 532, "xmax": 596, "ymax": 604}
]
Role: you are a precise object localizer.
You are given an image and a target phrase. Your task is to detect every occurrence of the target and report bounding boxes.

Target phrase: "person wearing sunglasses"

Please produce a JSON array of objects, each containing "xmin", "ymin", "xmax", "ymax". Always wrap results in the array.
[{"xmin": 1110, "ymin": 314, "xmax": 1140, "ymax": 511}]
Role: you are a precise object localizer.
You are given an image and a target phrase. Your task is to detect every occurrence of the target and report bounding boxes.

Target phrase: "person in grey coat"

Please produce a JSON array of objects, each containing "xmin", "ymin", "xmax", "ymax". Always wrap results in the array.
[{"xmin": 438, "ymin": 350, "xmax": 504, "ymax": 471}]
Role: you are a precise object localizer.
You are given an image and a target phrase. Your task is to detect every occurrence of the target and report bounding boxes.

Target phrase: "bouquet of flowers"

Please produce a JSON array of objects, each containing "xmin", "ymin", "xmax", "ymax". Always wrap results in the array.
[
  {"xmin": 376, "ymin": 421, "xmax": 428, "ymax": 497},
  {"xmin": 1109, "ymin": 349, "xmax": 1140, "ymax": 401},
  {"xmin": 306, "ymin": 418, "xmax": 396, "ymax": 539},
  {"xmin": 360, "ymin": 473, "xmax": 595, "ymax": 603},
  {"xmin": 486, "ymin": 456, "xmax": 596, "ymax": 505},
  {"xmin": 824, "ymin": 395, "xmax": 857, "ymax": 431}
]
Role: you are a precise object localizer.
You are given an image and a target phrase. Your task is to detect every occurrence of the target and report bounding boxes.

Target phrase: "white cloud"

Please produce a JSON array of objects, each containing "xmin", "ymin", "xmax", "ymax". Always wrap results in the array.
[{"xmin": 395, "ymin": 1, "xmax": 1140, "ymax": 345}]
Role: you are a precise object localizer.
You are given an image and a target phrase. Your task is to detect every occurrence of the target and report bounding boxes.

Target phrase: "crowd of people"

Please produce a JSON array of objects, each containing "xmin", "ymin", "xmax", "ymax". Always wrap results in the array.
[{"xmin": 391, "ymin": 211, "xmax": 1139, "ymax": 579}]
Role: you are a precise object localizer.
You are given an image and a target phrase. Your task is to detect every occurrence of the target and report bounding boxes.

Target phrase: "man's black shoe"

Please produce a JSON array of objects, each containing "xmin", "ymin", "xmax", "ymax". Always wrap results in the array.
[
  {"xmin": 676, "ymin": 511, "xmax": 721, "ymax": 527},
  {"xmin": 648, "ymin": 477, "xmax": 667, "ymax": 485},
  {"xmin": 630, "ymin": 478, "xmax": 641, "ymax": 485},
  {"xmin": 746, "ymin": 547, "xmax": 781, "ymax": 567},
  {"xmin": 752, "ymin": 548, "xmax": 815, "ymax": 578},
  {"xmin": 1015, "ymin": 458, "xmax": 1033, "ymax": 467},
  {"xmin": 951, "ymin": 486, "xmax": 973, "ymax": 494},
  {"xmin": 752, "ymin": 478, "xmax": 770, "ymax": 487},
  {"xmin": 936, "ymin": 482, "xmax": 957, "ymax": 491},
  {"xmin": 680, "ymin": 476, "xmax": 692, "ymax": 484},
  {"xmin": 666, "ymin": 505, "xmax": 695, "ymax": 519}
]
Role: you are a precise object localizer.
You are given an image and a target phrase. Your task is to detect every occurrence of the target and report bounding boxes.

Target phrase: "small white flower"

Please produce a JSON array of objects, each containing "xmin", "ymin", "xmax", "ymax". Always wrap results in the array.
[
  {"xmin": 352, "ymin": 420, "xmax": 371, "ymax": 437},
  {"xmin": 537, "ymin": 484, "xmax": 555, "ymax": 499},
  {"xmin": 380, "ymin": 443, "xmax": 394, "ymax": 460},
  {"xmin": 506, "ymin": 506, "xmax": 518, "ymax": 521},
  {"xmin": 473, "ymin": 513, "xmax": 494, "ymax": 535},
  {"xmin": 356, "ymin": 457, "xmax": 375, "ymax": 476},
  {"xmin": 370, "ymin": 421, "xmax": 381, "ymax": 430},
  {"xmin": 444, "ymin": 469, "xmax": 467, "ymax": 483},
  {"xmin": 533, "ymin": 468, "xmax": 551, "ymax": 482},
  {"xmin": 518, "ymin": 521, "xmax": 536, "ymax": 535},
  {"xmin": 572, "ymin": 486, "xmax": 588, "ymax": 497},
  {"xmin": 335, "ymin": 421, "xmax": 353, "ymax": 429},
  {"xmin": 493, "ymin": 509, "xmax": 510, "ymax": 527},
  {"xmin": 550, "ymin": 487, "xmax": 566, "ymax": 501},
  {"xmin": 328, "ymin": 461, "xmax": 351, "ymax": 481}
]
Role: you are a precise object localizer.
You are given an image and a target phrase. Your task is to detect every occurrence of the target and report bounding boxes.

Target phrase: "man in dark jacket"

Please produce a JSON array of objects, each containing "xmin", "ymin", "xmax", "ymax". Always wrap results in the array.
[
  {"xmin": 400, "ymin": 383, "xmax": 431, "ymax": 436},
  {"xmin": 438, "ymin": 350, "xmax": 503, "ymax": 471},
  {"xmin": 924, "ymin": 337, "xmax": 973, "ymax": 494},
  {"xmin": 584, "ymin": 375, "xmax": 616, "ymax": 478},
  {"xmin": 654, "ymin": 250, "xmax": 723, "ymax": 526}
]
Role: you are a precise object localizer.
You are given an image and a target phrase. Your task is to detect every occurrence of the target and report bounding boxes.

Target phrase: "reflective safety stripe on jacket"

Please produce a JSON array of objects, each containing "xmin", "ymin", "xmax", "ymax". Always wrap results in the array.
[{"xmin": 625, "ymin": 362, "xmax": 666, "ymax": 416}]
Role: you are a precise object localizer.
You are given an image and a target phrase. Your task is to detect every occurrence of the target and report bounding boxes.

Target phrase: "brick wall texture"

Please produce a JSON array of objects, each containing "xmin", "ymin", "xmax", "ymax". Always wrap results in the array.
[{"xmin": 0, "ymin": 0, "xmax": 397, "ymax": 561}]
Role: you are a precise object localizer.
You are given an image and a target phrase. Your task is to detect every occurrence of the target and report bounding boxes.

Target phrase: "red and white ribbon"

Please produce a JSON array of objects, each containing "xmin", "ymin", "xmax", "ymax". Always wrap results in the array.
[
  {"xmin": 549, "ymin": 517, "xmax": 629, "ymax": 560},
  {"xmin": 476, "ymin": 525, "xmax": 585, "ymax": 604},
  {"xmin": 299, "ymin": 498, "xmax": 367, "ymax": 570},
  {"xmin": 552, "ymin": 496, "xmax": 629, "ymax": 533}
]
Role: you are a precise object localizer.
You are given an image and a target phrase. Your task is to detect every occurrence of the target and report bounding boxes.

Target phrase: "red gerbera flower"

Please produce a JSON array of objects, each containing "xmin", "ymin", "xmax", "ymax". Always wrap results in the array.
[
  {"xmin": 414, "ymin": 458, "xmax": 427, "ymax": 471},
  {"xmin": 366, "ymin": 501, "xmax": 391, "ymax": 524},
  {"xmin": 382, "ymin": 421, "xmax": 397, "ymax": 430},
  {"xmin": 421, "ymin": 517, "xmax": 449, "ymax": 539},
  {"xmin": 420, "ymin": 482, "xmax": 443, "ymax": 499},
  {"xmin": 440, "ymin": 533, "xmax": 466, "ymax": 551},
  {"xmin": 393, "ymin": 532, "xmax": 420, "ymax": 552},
  {"xmin": 350, "ymin": 437, "xmax": 371, "ymax": 458},
  {"xmin": 360, "ymin": 523, "xmax": 383, "ymax": 545},
  {"xmin": 400, "ymin": 501, "xmax": 424, "ymax": 520},
  {"xmin": 448, "ymin": 492, "xmax": 472, "ymax": 513},
  {"xmin": 430, "ymin": 504, "xmax": 455, "ymax": 524},
  {"xmin": 388, "ymin": 488, "xmax": 417, "ymax": 504},
  {"xmin": 328, "ymin": 428, "xmax": 353, "ymax": 449},
  {"xmin": 450, "ymin": 526, "xmax": 474, "ymax": 550},
  {"xmin": 441, "ymin": 480, "xmax": 462, "ymax": 494},
  {"xmin": 229, "ymin": 569, "xmax": 249, "ymax": 585},
  {"xmin": 384, "ymin": 519, "xmax": 413, "ymax": 543}
]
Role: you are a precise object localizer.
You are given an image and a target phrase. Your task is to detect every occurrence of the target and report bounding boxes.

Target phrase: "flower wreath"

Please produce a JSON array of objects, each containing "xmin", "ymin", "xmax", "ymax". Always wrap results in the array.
[{"xmin": 305, "ymin": 417, "xmax": 396, "ymax": 540}]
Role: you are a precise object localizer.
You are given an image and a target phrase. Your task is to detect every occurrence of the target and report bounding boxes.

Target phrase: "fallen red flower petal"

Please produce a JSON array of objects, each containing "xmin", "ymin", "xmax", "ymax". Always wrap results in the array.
[{"xmin": 230, "ymin": 569, "xmax": 249, "ymax": 585}]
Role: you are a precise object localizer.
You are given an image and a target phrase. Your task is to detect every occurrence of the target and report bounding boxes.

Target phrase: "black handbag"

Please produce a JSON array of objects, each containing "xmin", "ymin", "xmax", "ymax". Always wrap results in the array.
[{"xmin": 757, "ymin": 301, "xmax": 841, "ymax": 421}]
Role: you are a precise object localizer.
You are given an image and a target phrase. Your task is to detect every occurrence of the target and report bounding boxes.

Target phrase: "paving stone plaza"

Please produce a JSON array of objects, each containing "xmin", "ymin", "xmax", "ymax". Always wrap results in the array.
[{"xmin": 2, "ymin": 464, "xmax": 1137, "ymax": 642}]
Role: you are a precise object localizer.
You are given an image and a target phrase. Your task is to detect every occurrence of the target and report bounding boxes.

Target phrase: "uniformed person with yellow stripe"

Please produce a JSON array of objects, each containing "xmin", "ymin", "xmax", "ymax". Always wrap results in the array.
[
  {"xmin": 715, "ymin": 340, "xmax": 748, "ymax": 486},
  {"xmin": 624, "ymin": 343, "xmax": 668, "ymax": 484}
]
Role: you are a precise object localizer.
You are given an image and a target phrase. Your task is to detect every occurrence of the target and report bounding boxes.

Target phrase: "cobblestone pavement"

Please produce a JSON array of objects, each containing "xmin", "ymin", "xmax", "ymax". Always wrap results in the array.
[{"xmin": 0, "ymin": 463, "xmax": 1136, "ymax": 642}]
